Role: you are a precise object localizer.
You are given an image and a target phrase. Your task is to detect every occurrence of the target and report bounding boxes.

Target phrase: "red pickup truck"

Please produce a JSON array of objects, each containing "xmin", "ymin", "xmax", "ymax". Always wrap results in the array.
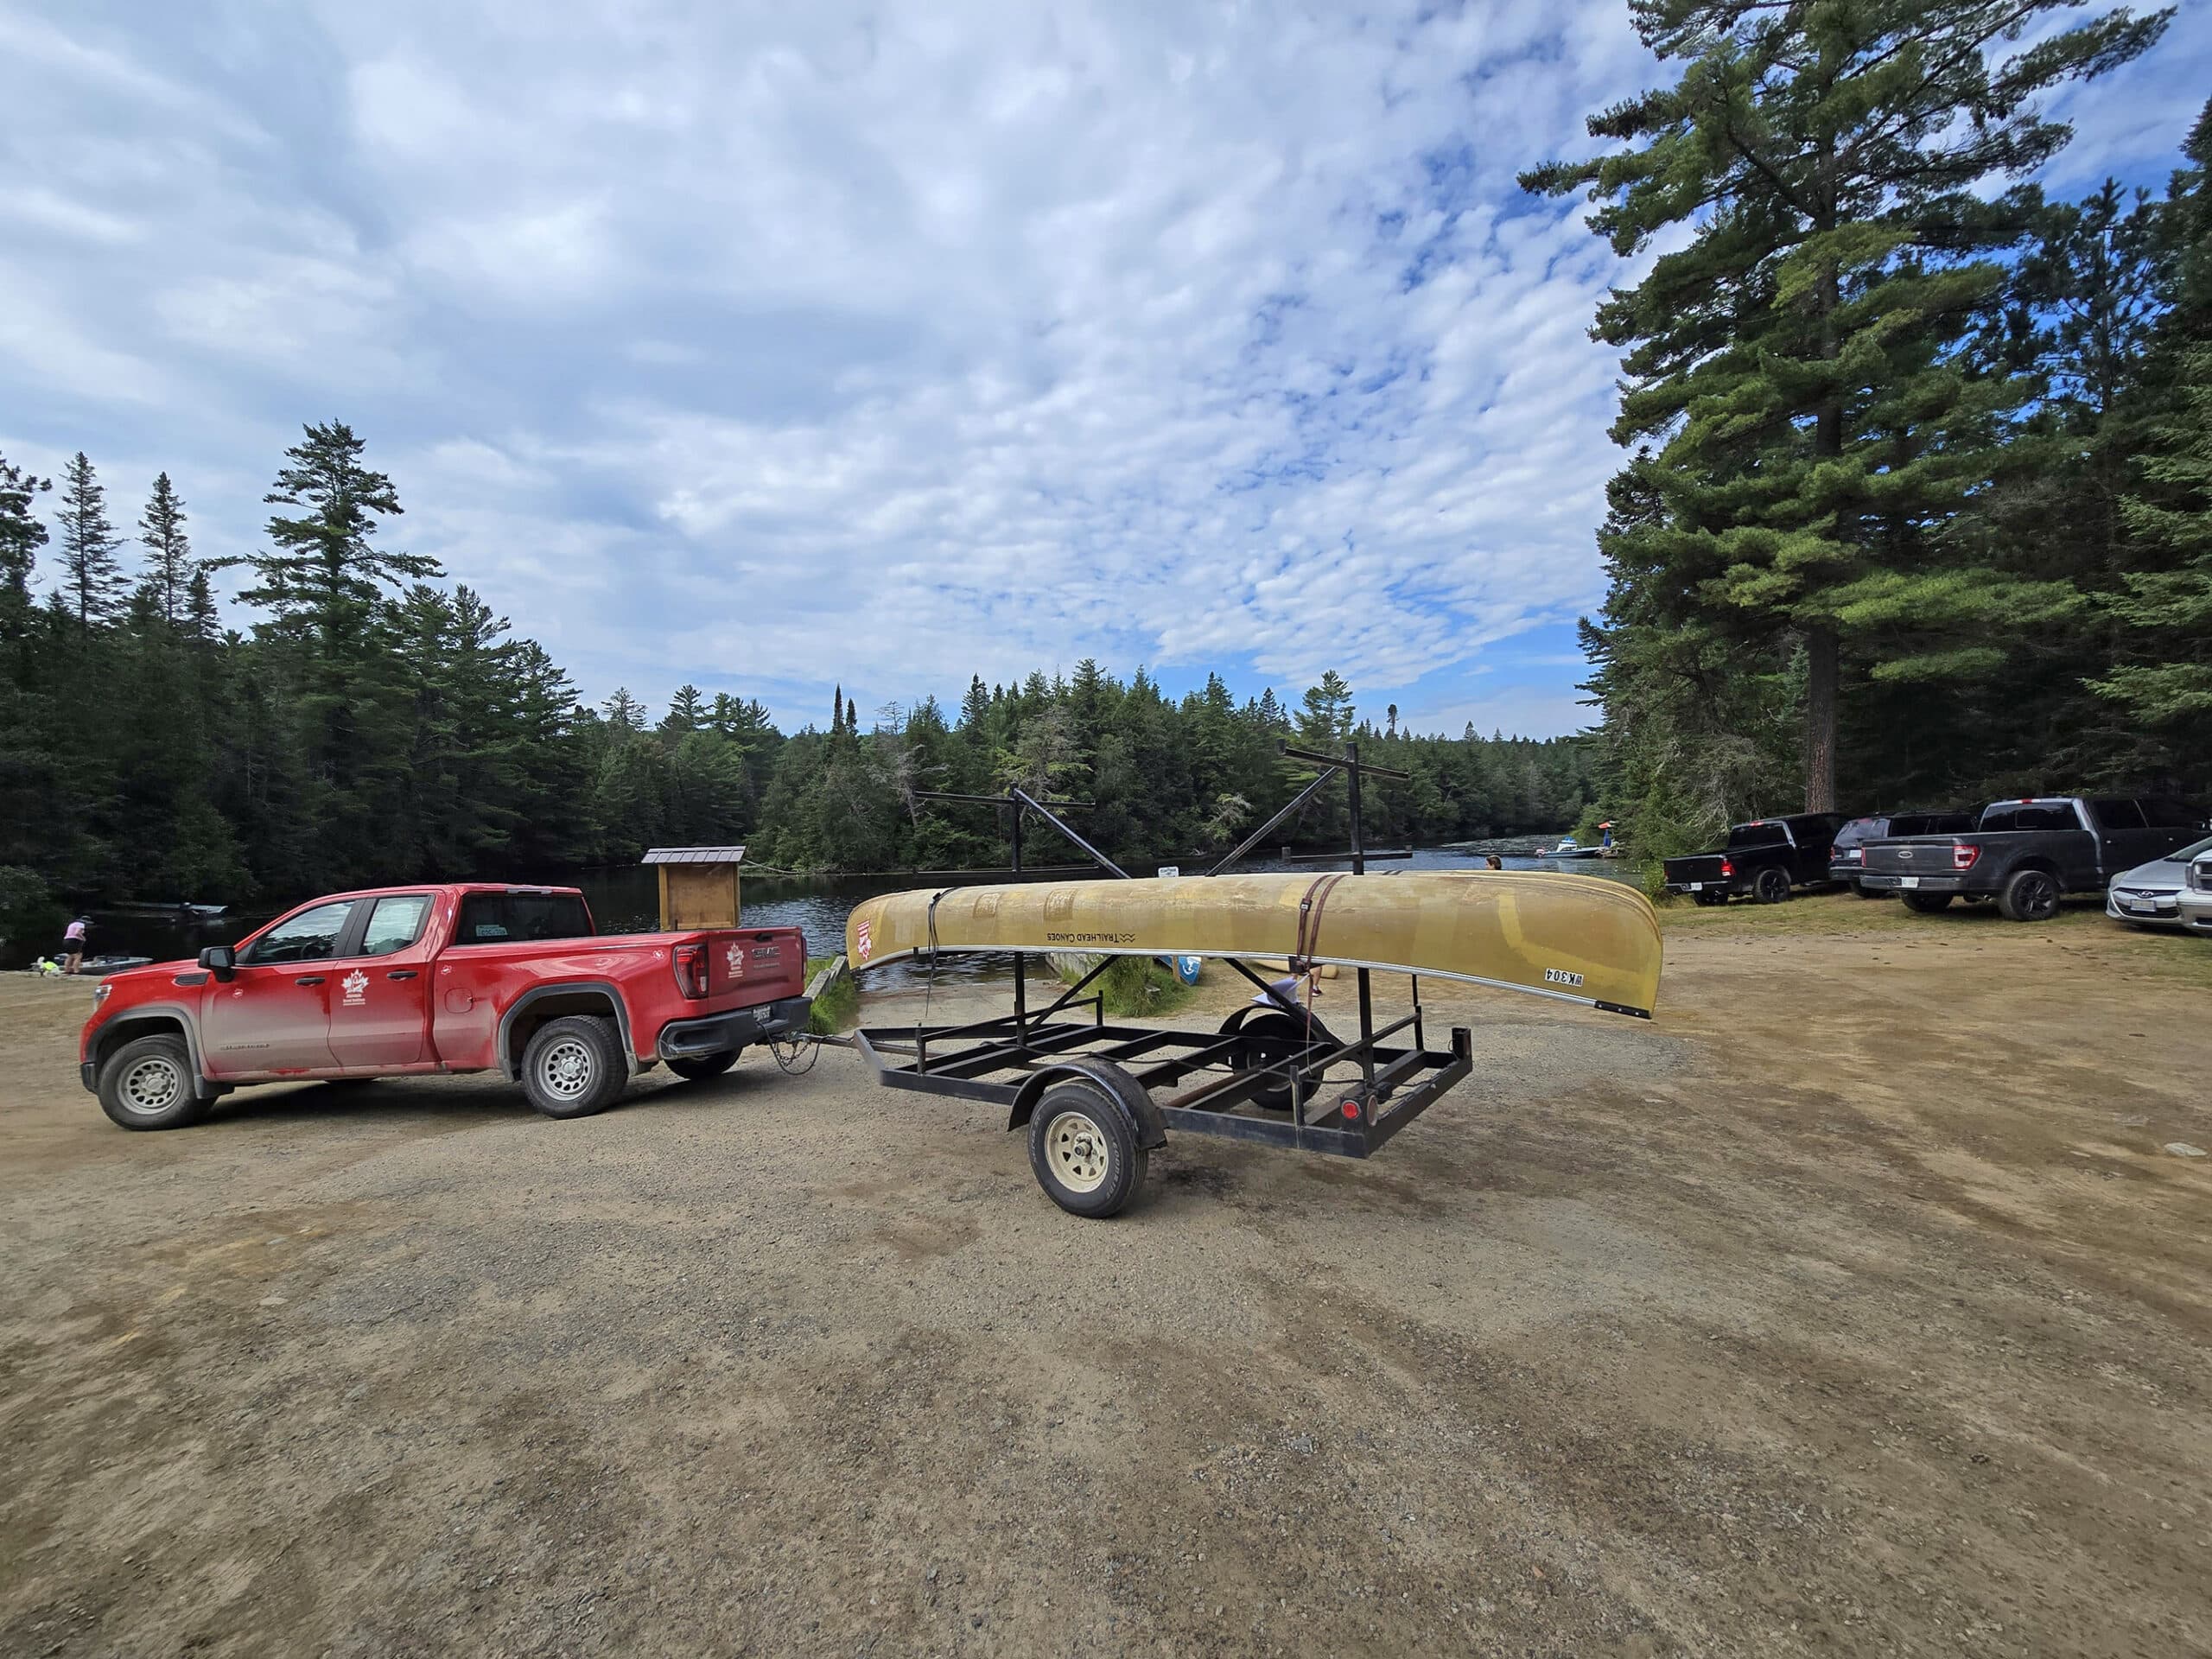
[{"xmin": 79, "ymin": 883, "xmax": 810, "ymax": 1130}]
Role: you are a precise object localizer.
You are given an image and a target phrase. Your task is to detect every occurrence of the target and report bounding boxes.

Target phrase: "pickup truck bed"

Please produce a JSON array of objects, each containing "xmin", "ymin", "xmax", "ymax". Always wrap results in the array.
[{"xmin": 79, "ymin": 882, "xmax": 811, "ymax": 1129}]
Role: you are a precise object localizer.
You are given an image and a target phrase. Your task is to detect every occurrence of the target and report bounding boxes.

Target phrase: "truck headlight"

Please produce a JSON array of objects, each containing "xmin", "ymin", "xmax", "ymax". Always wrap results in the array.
[{"xmin": 92, "ymin": 982, "xmax": 112, "ymax": 1003}]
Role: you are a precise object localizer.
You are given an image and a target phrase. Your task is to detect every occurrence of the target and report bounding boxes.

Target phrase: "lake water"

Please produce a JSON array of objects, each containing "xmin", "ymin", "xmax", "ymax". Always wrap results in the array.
[{"xmin": 23, "ymin": 847, "xmax": 1632, "ymax": 974}]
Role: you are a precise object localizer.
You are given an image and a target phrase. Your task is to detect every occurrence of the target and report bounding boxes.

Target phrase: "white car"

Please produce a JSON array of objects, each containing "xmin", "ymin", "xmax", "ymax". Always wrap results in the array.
[{"xmin": 2107, "ymin": 834, "xmax": 2212, "ymax": 934}]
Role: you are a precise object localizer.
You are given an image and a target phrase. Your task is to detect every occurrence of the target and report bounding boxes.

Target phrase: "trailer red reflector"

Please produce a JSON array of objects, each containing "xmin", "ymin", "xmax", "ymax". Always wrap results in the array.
[{"xmin": 1341, "ymin": 1100, "xmax": 1359, "ymax": 1119}]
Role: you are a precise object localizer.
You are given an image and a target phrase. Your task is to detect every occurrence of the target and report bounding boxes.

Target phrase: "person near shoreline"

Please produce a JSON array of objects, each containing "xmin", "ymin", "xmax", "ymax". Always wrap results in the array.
[
  {"xmin": 1484, "ymin": 855, "xmax": 1503, "ymax": 870},
  {"xmin": 61, "ymin": 916, "xmax": 90, "ymax": 976}
]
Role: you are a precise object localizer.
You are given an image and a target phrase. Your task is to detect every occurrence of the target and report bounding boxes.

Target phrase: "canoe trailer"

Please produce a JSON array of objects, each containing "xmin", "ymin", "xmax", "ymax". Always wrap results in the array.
[{"xmin": 853, "ymin": 743, "xmax": 1476, "ymax": 1218}]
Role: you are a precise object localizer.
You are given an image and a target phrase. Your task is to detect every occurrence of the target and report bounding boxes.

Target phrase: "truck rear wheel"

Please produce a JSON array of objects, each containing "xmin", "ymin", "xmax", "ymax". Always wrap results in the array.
[
  {"xmin": 668, "ymin": 1050, "xmax": 741, "ymax": 1082},
  {"xmin": 1901, "ymin": 892, "xmax": 1954, "ymax": 913},
  {"xmin": 520, "ymin": 1014, "xmax": 628, "ymax": 1118},
  {"xmin": 97, "ymin": 1033, "xmax": 211, "ymax": 1131},
  {"xmin": 1752, "ymin": 867, "xmax": 1791, "ymax": 904},
  {"xmin": 1999, "ymin": 868, "xmax": 2062, "ymax": 924},
  {"xmin": 1028, "ymin": 1079, "xmax": 1147, "ymax": 1218}
]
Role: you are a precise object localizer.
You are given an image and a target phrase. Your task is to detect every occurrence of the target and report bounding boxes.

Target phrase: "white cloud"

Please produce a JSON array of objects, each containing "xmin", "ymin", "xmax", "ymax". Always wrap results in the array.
[{"xmin": 1, "ymin": 0, "xmax": 2201, "ymax": 736}]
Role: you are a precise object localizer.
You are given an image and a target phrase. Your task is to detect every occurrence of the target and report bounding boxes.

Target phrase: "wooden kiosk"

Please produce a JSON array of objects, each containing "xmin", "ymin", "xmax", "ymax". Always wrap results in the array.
[{"xmin": 644, "ymin": 845, "xmax": 746, "ymax": 930}]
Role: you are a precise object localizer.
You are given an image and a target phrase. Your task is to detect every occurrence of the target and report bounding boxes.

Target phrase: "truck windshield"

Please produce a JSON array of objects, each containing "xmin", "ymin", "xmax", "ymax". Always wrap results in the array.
[{"xmin": 452, "ymin": 892, "xmax": 594, "ymax": 945}]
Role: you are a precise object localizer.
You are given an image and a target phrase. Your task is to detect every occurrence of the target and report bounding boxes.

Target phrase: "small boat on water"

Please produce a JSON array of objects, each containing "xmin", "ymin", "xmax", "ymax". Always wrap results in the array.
[
  {"xmin": 848, "ymin": 870, "xmax": 1662, "ymax": 1017},
  {"xmin": 1546, "ymin": 837, "xmax": 1604, "ymax": 859}
]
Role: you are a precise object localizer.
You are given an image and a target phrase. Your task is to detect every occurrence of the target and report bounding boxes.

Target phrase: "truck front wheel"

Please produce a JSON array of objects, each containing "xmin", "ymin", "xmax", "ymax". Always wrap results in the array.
[
  {"xmin": 521, "ymin": 1014, "xmax": 628, "ymax": 1118},
  {"xmin": 1752, "ymin": 867, "xmax": 1791, "ymax": 904},
  {"xmin": 97, "ymin": 1033, "xmax": 212, "ymax": 1131},
  {"xmin": 1999, "ymin": 868, "xmax": 2062, "ymax": 924}
]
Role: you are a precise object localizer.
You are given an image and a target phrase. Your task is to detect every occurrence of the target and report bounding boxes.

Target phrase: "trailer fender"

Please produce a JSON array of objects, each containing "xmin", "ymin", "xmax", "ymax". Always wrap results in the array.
[{"xmin": 1007, "ymin": 1058, "xmax": 1166, "ymax": 1150}]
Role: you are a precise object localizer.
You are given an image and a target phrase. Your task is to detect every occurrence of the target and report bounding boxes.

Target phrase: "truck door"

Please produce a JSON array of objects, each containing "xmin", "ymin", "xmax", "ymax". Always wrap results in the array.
[
  {"xmin": 329, "ymin": 893, "xmax": 435, "ymax": 1069},
  {"xmin": 199, "ymin": 899, "xmax": 359, "ymax": 1077},
  {"xmin": 2087, "ymin": 798, "xmax": 2158, "ymax": 879}
]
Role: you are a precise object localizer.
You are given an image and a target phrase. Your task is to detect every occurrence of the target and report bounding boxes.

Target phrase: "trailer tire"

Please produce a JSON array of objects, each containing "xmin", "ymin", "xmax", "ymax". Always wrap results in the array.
[
  {"xmin": 1752, "ymin": 867, "xmax": 1791, "ymax": 905},
  {"xmin": 667, "ymin": 1050, "xmax": 741, "ymax": 1082},
  {"xmin": 520, "ymin": 1015, "xmax": 628, "ymax": 1118},
  {"xmin": 1028, "ymin": 1079, "xmax": 1147, "ymax": 1218},
  {"xmin": 97, "ymin": 1033, "xmax": 211, "ymax": 1131},
  {"xmin": 1226, "ymin": 1007, "xmax": 1323, "ymax": 1113}
]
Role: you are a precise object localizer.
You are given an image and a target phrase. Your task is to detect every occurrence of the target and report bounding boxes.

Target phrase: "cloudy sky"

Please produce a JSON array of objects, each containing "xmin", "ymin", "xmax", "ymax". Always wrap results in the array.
[{"xmin": 3, "ymin": 2, "xmax": 2205, "ymax": 739}]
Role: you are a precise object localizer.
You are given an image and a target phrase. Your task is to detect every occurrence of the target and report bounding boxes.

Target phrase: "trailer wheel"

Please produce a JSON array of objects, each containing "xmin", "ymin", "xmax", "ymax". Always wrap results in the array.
[
  {"xmin": 1028, "ymin": 1080, "xmax": 1147, "ymax": 1218},
  {"xmin": 1752, "ymin": 867, "xmax": 1791, "ymax": 904},
  {"xmin": 521, "ymin": 1015, "xmax": 628, "ymax": 1118},
  {"xmin": 97, "ymin": 1033, "xmax": 211, "ymax": 1131},
  {"xmin": 1228, "ymin": 1008, "xmax": 1319, "ymax": 1113},
  {"xmin": 667, "ymin": 1050, "xmax": 741, "ymax": 1082}
]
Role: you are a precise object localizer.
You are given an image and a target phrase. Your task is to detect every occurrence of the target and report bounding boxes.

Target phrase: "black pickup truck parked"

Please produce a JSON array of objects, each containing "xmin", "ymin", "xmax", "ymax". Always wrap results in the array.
[
  {"xmin": 1859, "ymin": 795, "xmax": 2210, "ymax": 921},
  {"xmin": 1662, "ymin": 813, "xmax": 1848, "ymax": 906}
]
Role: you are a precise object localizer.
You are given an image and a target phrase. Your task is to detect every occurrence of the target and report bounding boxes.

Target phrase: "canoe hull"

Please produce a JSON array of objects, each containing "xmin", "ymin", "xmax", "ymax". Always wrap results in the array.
[{"xmin": 846, "ymin": 872, "xmax": 1662, "ymax": 1017}]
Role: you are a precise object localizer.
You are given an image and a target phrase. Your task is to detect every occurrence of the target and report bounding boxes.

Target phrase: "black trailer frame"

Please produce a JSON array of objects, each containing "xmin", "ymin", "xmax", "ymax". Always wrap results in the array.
[{"xmin": 851, "ymin": 744, "xmax": 1478, "ymax": 1208}]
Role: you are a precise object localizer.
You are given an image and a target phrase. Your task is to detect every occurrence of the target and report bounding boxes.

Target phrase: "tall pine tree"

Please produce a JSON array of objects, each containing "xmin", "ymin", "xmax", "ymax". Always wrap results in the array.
[
  {"xmin": 1524, "ymin": 0, "xmax": 2171, "ymax": 809},
  {"xmin": 56, "ymin": 452, "xmax": 128, "ymax": 630}
]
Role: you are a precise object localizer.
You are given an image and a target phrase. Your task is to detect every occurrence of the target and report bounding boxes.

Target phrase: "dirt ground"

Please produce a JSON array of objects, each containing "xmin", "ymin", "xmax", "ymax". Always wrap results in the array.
[{"xmin": 3, "ymin": 895, "xmax": 2209, "ymax": 1658}]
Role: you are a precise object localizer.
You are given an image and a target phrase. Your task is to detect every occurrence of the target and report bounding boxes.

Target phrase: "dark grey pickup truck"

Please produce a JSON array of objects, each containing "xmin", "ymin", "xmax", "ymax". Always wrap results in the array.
[{"xmin": 1859, "ymin": 795, "xmax": 2209, "ymax": 921}]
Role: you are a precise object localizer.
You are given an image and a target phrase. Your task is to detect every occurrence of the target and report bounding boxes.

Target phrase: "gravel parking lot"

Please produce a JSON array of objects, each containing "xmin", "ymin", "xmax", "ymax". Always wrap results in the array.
[{"xmin": 3, "ymin": 899, "xmax": 2209, "ymax": 1657}]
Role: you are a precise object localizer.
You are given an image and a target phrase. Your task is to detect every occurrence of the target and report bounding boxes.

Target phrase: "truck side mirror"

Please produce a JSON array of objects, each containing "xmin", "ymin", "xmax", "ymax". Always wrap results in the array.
[{"xmin": 198, "ymin": 944, "xmax": 236, "ymax": 982}]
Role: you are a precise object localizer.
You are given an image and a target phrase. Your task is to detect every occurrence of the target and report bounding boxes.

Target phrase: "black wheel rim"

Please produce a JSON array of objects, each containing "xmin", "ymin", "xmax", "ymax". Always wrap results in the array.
[{"xmin": 2025, "ymin": 875, "xmax": 2056, "ymax": 918}]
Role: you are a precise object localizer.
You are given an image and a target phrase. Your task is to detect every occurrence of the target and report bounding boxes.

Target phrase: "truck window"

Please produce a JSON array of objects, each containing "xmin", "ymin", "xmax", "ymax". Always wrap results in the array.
[
  {"xmin": 1980, "ymin": 803, "xmax": 2074, "ymax": 833},
  {"xmin": 2088, "ymin": 798, "xmax": 2146, "ymax": 830},
  {"xmin": 2140, "ymin": 797, "xmax": 2202, "ymax": 829},
  {"xmin": 452, "ymin": 892, "xmax": 594, "ymax": 945},
  {"xmin": 1832, "ymin": 818, "xmax": 1881, "ymax": 848},
  {"xmin": 243, "ymin": 900, "xmax": 359, "ymax": 965},
  {"xmin": 359, "ymin": 895, "xmax": 431, "ymax": 957},
  {"xmin": 1726, "ymin": 822, "xmax": 1790, "ymax": 850}
]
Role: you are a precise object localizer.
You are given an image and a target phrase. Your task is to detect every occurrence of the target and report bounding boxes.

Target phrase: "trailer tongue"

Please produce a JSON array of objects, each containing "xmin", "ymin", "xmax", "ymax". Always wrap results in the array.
[{"xmin": 845, "ymin": 744, "xmax": 1663, "ymax": 1217}]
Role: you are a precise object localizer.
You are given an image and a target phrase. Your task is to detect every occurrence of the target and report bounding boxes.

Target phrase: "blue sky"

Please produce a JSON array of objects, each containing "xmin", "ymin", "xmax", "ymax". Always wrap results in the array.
[{"xmin": 3, "ymin": 2, "xmax": 2206, "ymax": 740}]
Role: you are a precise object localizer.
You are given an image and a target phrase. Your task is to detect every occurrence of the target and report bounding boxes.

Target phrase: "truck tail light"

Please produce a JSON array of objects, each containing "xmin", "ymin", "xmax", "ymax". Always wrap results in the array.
[
  {"xmin": 673, "ymin": 942, "xmax": 709, "ymax": 1000},
  {"xmin": 1952, "ymin": 844, "xmax": 1980, "ymax": 870},
  {"xmin": 1719, "ymin": 858, "xmax": 1734, "ymax": 878}
]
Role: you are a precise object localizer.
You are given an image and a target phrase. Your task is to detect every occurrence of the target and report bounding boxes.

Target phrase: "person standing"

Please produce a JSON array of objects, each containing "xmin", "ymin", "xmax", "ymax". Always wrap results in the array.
[{"xmin": 60, "ymin": 915, "xmax": 90, "ymax": 976}]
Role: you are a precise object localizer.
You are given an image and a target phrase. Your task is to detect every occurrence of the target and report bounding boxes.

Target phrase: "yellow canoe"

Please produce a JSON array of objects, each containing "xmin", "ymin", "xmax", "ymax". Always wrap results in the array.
[{"xmin": 844, "ymin": 871, "xmax": 1662, "ymax": 1017}]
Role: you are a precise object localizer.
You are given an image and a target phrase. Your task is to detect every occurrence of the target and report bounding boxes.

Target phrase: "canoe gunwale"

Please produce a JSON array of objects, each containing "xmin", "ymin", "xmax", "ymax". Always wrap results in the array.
[{"xmin": 851, "ymin": 941, "xmax": 1655, "ymax": 1020}]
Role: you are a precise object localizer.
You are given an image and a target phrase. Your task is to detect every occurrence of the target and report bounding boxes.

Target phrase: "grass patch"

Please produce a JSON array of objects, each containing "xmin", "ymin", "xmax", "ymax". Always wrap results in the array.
[
  {"xmin": 804, "ymin": 956, "xmax": 859, "ymax": 1034},
  {"xmin": 1054, "ymin": 953, "xmax": 1193, "ymax": 1018},
  {"xmin": 1654, "ymin": 890, "xmax": 2212, "ymax": 983}
]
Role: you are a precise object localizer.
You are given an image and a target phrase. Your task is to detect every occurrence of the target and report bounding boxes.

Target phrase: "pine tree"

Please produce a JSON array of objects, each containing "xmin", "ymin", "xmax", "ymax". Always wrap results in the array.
[
  {"xmin": 56, "ymin": 452, "xmax": 128, "ymax": 629},
  {"xmin": 1, "ymin": 451, "xmax": 51, "ymax": 642},
  {"xmin": 137, "ymin": 473, "xmax": 194, "ymax": 627},
  {"xmin": 230, "ymin": 423, "xmax": 436, "ymax": 648},
  {"xmin": 2097, "ymin": 100, "xmax": 2212, "ymax": 731},
  {"xmin": 1523, "ymin": 0, "xmax": 2171, "ymax": 810},
  {"xmin": 1296, "ymin": 671, "xmax": 1355, "ymax": 746}
]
